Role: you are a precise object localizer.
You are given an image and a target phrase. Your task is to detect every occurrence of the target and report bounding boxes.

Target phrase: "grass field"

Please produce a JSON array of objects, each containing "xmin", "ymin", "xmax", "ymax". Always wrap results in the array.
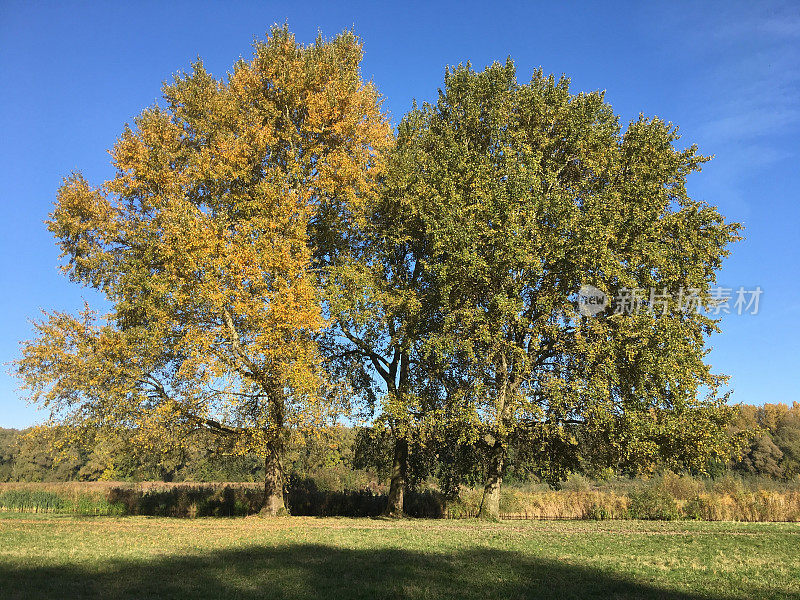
[{"xmin": 1, "ymin": 514, "xmax": 798, "ymax": 599}]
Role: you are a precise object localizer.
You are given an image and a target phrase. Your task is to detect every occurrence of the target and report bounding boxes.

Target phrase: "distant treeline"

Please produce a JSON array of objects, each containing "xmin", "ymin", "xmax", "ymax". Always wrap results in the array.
[
  {"xmin": 734, "ymin": 403, "xmax": 800, "ymax": 478},
  {"xmin": 0, "ymin": 426, "xmax": 369, "ymax": 488},
  {"xmin": 1, "ymin": 402, "xmax": 798, "ymax": 487}
]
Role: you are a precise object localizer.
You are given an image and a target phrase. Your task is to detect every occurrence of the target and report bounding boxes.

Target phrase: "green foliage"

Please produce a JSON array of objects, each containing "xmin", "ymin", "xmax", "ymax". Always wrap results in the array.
[
  {"xmin": 734, "ymin": 402, "xmax": 800, "ymax": 478},
  {"xmin": 2, "ymin": 411, "xmax": 800, "ymax": 490},
  {"xmin": 352, "ymin": 426, "xmax": 394, "ymax": 482},
  {"xmin": 682, "ymin": 495, "xmax": 712, "ymax": 520},
  {"xmin": 585, "ymin": 503, "xmax": 614, "ymax": 520},
  {"xmin": 627, "ymin": 487, "xmax": 680, "ymax": 520},
  {"xmin": 388, "ymin": 59, "xmax": 742, "ymax": 517},
  {"xmin": 0, "ymin": 427, "xmax": 375, "ymax": 487}
]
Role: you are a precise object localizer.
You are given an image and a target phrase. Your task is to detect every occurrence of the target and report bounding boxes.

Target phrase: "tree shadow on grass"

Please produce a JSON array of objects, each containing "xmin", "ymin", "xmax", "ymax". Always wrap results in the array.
[{"xmin": 0, "ymin": 543, "xmax": 776, "ymax": 600}]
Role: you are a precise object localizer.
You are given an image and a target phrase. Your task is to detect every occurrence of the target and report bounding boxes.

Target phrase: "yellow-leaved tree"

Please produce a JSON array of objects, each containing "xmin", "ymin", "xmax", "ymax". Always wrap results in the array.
[{"xmin": 15, "ymin": 26, "xmax": 390, "ymax": 514}]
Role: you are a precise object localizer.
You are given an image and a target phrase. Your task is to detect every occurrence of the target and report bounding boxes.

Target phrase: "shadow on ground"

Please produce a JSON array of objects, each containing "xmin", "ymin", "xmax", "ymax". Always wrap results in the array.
[{"xmin": 0, "ymin": 541, "xmax": 768, "ymax": 600}]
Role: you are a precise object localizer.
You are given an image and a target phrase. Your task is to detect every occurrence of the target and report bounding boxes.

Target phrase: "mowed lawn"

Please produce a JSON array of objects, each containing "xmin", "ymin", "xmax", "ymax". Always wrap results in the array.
[{"xmin": 0, "ymin": 515, "xmax": 798, "ymax": 600}]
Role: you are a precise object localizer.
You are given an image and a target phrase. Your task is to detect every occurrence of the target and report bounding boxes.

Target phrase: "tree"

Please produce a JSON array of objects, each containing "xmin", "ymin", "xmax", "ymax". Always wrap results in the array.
[
  {"xmin": 319, "ymin": 108, "xmax": 437, "ymax": 516},
  {"xmin": 0, "ymin": 429, "xmax": 17, "ymax": 481},
  {"xmin": 15, "ymin": 26, "xmax": 389, "ymax": 514},
  {"xmin": 401, "ymin": 60, "xmax": 742, "ymax": 518},
  {"xmin": 773, "ymin": 409, "xmax": 800, "ymax": 478},
  {"xmin": 738, "ymin": 433, "xmax": 784, "ymax": 477},
  {"xmin": 734, "ymin": 402, "xmax": 800, "ymax": 478}
]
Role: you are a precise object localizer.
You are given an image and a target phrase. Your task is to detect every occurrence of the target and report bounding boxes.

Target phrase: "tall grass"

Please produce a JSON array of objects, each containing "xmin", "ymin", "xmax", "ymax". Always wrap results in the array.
[
  {"xmin": 1, "ymin": 475, "xmax": 799, "ymax": 521},
  {"xmin": 0, "ymin": 487, "xmax": 124, "ymax": 515}
]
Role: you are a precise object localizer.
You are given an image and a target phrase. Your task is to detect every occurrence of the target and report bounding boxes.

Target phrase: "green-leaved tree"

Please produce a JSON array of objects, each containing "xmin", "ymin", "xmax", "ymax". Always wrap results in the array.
[{"xmin": 401, "ymin": 60, "xmax": 742, "ymax": 519}]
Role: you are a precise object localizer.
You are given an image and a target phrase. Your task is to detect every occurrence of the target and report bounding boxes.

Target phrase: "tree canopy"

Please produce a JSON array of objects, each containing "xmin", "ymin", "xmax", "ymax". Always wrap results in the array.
[
  {"xmin": 16, "ymin": 30, "xmax": 745, "ymax": 519},
  {"xmin": 16, "ymin": 26, "xmax": 390, "ymax": 514},
  {"xmin": 394, "ymin": 60, "xmax": 742, "ymax": 517}
]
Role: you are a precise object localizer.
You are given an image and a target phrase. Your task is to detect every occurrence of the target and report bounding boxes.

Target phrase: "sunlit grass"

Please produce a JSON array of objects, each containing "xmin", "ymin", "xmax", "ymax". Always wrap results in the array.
[{"xmin": 1, "ymin": 515, "xmax": 798, "ymax": 599}]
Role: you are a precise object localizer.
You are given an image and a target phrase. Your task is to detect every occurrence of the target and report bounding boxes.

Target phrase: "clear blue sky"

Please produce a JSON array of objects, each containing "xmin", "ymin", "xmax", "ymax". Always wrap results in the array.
[{"xmin": 1, "ymin": 1, "xmax": 798, "ymax": 428}]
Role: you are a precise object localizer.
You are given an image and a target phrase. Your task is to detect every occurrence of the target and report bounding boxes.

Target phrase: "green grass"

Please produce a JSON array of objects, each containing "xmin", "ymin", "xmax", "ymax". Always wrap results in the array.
[{"xmin": 0, "ymin": 515, "xmax": 798, "ymax": 599}]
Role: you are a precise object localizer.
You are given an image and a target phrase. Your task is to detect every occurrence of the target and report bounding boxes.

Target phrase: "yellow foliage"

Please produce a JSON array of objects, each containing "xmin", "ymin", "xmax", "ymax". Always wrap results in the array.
[{"xmin": 16, "ymin": 26, "xmax": 391, "ymax": 469}]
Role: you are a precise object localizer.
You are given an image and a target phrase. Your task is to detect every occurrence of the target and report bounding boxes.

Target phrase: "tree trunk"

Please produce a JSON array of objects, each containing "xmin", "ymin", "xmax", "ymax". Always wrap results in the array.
[
  {"xmin": 480, "ymin": 356, "xmax": 512, "ymax": 520},
  {"xmin": 261, "ymin": 389, "xmax": 287, "ymax": 517},
  {"xmin": 384, "ymin": 353, "xmax": 410, "ymax": 518},
  {"xmin": 478, "ymin": 437, "xmax": 505, "ymax": 520},
  {"xmin": 384, "ymin": 435, "xmax": 408, "ymax": 517},
  {"xmin": 261, "ymin": 444, "xmax": 286, "ymax": 516}
]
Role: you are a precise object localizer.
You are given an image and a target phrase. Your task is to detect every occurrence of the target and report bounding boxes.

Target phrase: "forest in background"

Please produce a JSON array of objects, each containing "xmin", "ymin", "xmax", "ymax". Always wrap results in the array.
[{"xmin": 2, "ymin": 402, "xmax": 798, "ymax": 488}]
